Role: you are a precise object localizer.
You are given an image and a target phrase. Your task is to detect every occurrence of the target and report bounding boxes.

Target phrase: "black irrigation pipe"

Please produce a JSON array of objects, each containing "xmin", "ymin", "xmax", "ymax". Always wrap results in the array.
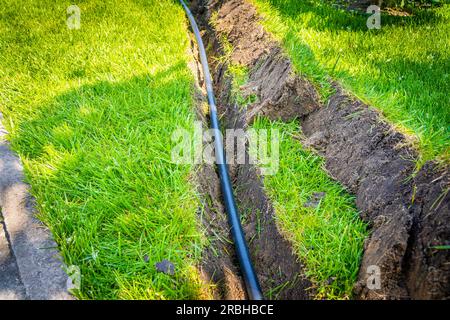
[{"xmin": 179, "ymin": 0, "xmax": 264, "ymax": 300}]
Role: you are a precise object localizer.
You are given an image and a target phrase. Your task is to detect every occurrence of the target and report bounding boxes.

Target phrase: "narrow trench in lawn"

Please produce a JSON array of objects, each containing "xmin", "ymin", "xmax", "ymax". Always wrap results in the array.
[
  {"xmin": 187, "ymin": 0, "xmax": 312, "ymax": 300},
  {"xmin": 187, "ymin": 0, "xmax": 450, "ymax": 301},
  {"xmin": 185, "ymin": 0, "xmax": 450, "ymax": 299}
]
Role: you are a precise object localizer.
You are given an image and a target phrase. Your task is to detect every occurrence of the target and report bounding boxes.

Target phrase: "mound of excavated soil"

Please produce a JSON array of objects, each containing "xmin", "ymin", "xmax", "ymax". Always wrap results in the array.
[
  {"xmin": 303, "ymin": 89, "xmax": 449, "ymax": 299},
  {"xmin": 190, "ymin": 0, "xmax": 449, "ymax": 299}
]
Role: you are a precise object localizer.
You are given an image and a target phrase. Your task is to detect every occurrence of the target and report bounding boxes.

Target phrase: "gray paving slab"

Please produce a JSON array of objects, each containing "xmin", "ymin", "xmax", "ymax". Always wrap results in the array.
[
  {"xmin": 0, "ymin": 112, "xmax": 73, "ymax": 300},
  {"xmin": 0, "ymin": 216, "xmax": 27, "ymax": 300}
]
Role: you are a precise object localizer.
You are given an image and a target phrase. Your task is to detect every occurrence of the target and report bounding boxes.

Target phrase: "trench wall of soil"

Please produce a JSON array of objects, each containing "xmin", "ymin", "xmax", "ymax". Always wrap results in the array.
[
  {"xmin": 191, "ymin": 0, "xmax": 449, "ymax": 300},
  {"xmin": 186, "ymin": 14, "xmax": 311, "ymax": 299}
]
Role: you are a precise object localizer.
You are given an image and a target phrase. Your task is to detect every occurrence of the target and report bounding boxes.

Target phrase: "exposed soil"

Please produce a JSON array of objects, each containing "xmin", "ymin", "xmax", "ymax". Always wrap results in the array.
[
  {"xmin": 187, "ymin": 35, "xmax": 245, "ymax": 299},
  {"xmin": 187, "ymin": 0, "xmax": 312, "ymax": 300},
  {"xmin": 189, "ymin": 0, "xmax": 449, "ymax": 300},
  {"xmin": 303, "ymin": 88, "xmax": 449, "ymax": 299}
]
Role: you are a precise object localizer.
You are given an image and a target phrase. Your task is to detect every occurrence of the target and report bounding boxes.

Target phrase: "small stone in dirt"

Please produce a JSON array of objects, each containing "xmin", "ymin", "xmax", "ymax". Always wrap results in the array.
[
  {"xmin": 155, "ymin": 259, "xmax": 175, "ymax": 275},
  {"xmin": 304, "ymin": 192, "xmax": 326, "ymax": 208}
]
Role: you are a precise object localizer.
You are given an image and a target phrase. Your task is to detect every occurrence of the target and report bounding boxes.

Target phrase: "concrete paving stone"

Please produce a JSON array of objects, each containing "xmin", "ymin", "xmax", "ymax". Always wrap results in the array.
[{"xmin": 0, "ymin": 112, "xmax": 73, "ymax": 300}]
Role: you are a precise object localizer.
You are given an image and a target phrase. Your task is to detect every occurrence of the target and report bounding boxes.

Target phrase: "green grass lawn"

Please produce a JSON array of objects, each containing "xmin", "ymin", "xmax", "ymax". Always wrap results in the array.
[
  {"xmin": 0, "ymin": 0, "xmax": 209, "ymax": 299},
  {"xmin": 253, "ymin": 119, "xmax": 367, "ymax": 299},
  {"xmin": 226, "ymin": 62, "xmax": 368, "ymax": 299},
  {"xmin": 252, "ymin": 0, "xmax": 450, "ymax": 166}
]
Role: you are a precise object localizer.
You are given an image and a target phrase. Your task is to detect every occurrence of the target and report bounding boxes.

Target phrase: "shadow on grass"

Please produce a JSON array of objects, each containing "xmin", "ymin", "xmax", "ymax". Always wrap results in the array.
[
  {"xmin": 12, "ymin": 62, "xmax": 188, "ymax": 159},
  {"xmin": 285, "ymin": 28, "xmax": 449, "ymax": 160},
  {"xmin": 8, "ymin": 63, "xmax": 207, "ymax": 299},
  {"xmin": 262, "ymin": 0, "xmax": 444, "ymax": 32},
  {"xmin": 258, "ymin": 0, "xmax": 449, "ymax": 161},
  {"xmin": 369, "ymin": 56, "xmax": 450, "ymax": 158}
]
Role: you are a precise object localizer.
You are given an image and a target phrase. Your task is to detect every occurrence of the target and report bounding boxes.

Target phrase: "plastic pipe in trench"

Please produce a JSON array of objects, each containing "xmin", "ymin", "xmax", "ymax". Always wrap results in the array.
[{"xmin": 179, "ymin": 0, "xmax": 264, "ymax": 300}]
